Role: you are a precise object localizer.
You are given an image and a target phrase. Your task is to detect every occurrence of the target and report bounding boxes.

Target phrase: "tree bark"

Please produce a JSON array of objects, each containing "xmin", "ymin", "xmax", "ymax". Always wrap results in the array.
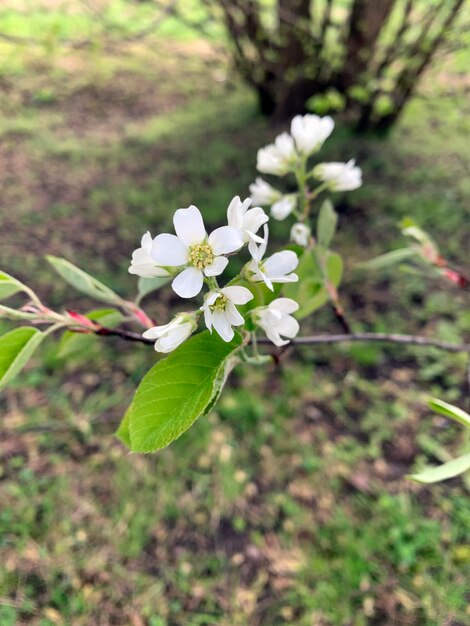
[{"xmin": 340, "ymin": 0, "xmax": 396, "ymax": 90}]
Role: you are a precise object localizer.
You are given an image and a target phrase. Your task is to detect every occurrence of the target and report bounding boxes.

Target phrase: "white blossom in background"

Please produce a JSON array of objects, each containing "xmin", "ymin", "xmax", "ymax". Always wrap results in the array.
[
  {"xmin": 143, "ymin": 313, "xmax": 197, "ymax": 353},
  {"xmin": 201, "ymin": 286, "xmax": 253, "ymax": 342},
  {"xmin": 253, "ymin": 298, "xmax": 300, "ymax": 346},
  {"xmin": 226, "ymin": 196, "xmax": 268, "ymax": 256},
  {"xmin": 313, "ymin": 159, "xmax": 362, "ymax": 191},
  {"xmin": 290, "ymin": 222, "xmax": 311, "ymax": 247},
  {"xmin": 257, "ymin": 132, "xmax": 297, "ymax": 176},
  {"xmin": 247, "ymin": 235, "xmax": 299, "ymax": 291},
  {"xmin": 129, "ymin": 232, "xmax": 169, "ymax": 278},
  {"xmin": 249, "ymin": 177, "xmax": 282, "ymax": 206},
  {"xmin": 290, "ymin": 114, "xmax": 334, "ymax": 156},
  {"xmin": 151, "ymin": 206, "xmax": 244, "ymax": 299},
  {"xmin": 270, "ymin": 194, "xmax": 297, "ymax": 221}
]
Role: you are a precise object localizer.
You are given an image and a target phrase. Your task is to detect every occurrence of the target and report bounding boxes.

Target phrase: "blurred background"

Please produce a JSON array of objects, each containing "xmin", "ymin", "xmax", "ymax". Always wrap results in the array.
[{"xmin": 0, "ymin": 1, "xmax": 469, "ymax": 624}]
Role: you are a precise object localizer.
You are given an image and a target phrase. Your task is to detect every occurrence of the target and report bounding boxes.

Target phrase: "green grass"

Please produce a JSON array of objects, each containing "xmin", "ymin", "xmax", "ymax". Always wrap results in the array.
[{"xmin": 0, "ymin": 4, "xmax": 470, "ymax": 625}]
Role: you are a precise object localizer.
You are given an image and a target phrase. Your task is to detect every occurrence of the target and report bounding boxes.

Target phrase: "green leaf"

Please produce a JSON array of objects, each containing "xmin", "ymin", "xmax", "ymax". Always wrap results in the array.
[
  {"xmin": 283, "ymin": 250, "xmax": 324, "ymax": 319},
  {"xmin": 359, "ymin": 248, "xmax": 417, "ymax": 270},
  {"xmin": 126, "ymin": 331, "xmax": 242, "ymax": 452},
  {"xmin": 428, "ymin": 398, "xmax": 470, "ymax": 430},
  {"xmin": 317, "ymin": 200, "xmax": 338, "ymax": 249},
  {"xmin": 116, "ymin": 408, "xmax": 131, "ymax": 447},
  {"xmin": 137, "ymin": 276, "xmax": 170, "ymax": 301},
  {"xmin": 326, "ymin": 251, "xmax": 343, "ymax": 286},
  {"xmin": 408, "ymin": 453, "xmax": 470, "ymax": 484},
  {"xmin": 0, "ymin": 327, "xmax": 44, "ymax": 389},
  {"xmin": 57, "ymin": 308, "xmax": 124, "ymax": 358},
  {"xmin": 46, "ymin": 256, "xmax": 122, "ymax": 304},
  {"xmin": 0, "ymin": 271, "xmax": 24, "ymax": 301},
  {"xmin": 284, "ymin": 250, "xmax": 342, "ymax": 319}
]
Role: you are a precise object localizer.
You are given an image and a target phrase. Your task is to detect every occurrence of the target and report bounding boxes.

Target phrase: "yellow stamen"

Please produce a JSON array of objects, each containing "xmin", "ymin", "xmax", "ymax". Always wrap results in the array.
[
  {"xmin": 210, "ymin": 294, "xmax": 227, "ymax": 312},
  {"xmin": 188, "ymin": 243, "xmax": 214, "ymax": 269}
]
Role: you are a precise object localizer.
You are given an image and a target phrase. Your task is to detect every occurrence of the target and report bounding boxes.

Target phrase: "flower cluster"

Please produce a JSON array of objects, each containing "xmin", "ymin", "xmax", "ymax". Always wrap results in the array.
[
  {"xmin": 249, "ymin": 114, "xmax": 362, "ymax": 246},
  {"xmin": 129, "ymin": 196, "xmax": 299, "ymax": 351},
  {"xmin": 129, "ymin": 114, "xmax": 362, "ymax": 355}
]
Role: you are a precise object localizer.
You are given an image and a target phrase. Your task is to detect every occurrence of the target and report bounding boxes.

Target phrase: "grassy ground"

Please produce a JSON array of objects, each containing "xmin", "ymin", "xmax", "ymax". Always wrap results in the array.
[{"xmin": 0, "ymin": 3, "xmax": 470, "ymax": 625}]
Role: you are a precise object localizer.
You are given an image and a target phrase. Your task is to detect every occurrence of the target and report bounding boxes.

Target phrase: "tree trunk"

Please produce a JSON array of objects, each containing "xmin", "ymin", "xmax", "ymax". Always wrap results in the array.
[{"xmin": 340, "ymin": 0, "xmax": 396, "ymax": 90}]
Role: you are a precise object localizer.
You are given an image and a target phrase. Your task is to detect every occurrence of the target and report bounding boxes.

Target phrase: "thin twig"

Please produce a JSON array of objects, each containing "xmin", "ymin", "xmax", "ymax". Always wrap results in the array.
[
  {"xmin": 258, "ymin": 333, "xmax": 470, "ymax": 353},
  {"xmin": 92, "ymin": 326, "xmax": 470, "ymax": 353}
]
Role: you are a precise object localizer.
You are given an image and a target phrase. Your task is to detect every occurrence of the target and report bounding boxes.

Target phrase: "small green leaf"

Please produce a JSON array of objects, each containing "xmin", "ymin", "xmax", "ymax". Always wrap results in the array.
[
  {"xmin": 46, "ymin": 256, "xmax": 122, "ymax": 304},
  {"xmin": 137, "ymin": 276, "xmax": 170, "ymax": 301},
  {"xmin": 57, "ymin": 308, "xmax": 124, "ymax": 358},
  {"xmin": 326, "ymin": 251, "xmax": 343, "ymax": 286},
  {"xmin": 359, "ymin": 248, "xmax": 417, "ymax": 270},
  {"xmin": 428, "ymin": 398, "xmax": 470, "ymax": 429},
  {"xmin": 116, "ymin": 408, "xmax": 131, "ymax": 447},
  {"xmin": 0, "ymin": 327, "xmax": 44, "ymax": 389},
  {"xmin": 127, "ymin": 331, "xmax": 242, "ymax": 452},
  {"xmin": 317, "ymin": 200, "xmax": 338, "ymax": 249},
  {"xmin": 284, "ymin": 250, "xmax": 342, "ymax": 319},
  {"xmin": 0, "ymin": 271, "xmax": 24, "ymax": 301},
  {"xmin": 408, "ymin": 453, "xmax": 470, "ymax": 484}
]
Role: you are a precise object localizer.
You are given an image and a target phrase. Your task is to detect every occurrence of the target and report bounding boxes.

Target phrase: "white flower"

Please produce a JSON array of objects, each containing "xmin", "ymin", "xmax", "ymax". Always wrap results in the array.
[
  {"xmin": 129, "ymin": 232, "xmax": 169, "ymax": 278},
  {"xmin": 151, "ymin": 205, "xmax": 244, "ymax": 299},
  {"xmin": 290, "ymin": 222, "xmax": 311, "ymax": 247},
  {"xmin": 253, "ymin": 298, "xmax": 300, "ymax": 346},
  {"xmin": 142, "ymin": 313, "xmax": 197, "ymax": 353},
  {"xmin": 249, "ymin": 177, "xmax": 282, "ymax": 206},
  {"xmin": 227, "ymin": 195, "xmax": 268, "ymax": 256},
  {"xmin": 290, "ymin": 114, "xmax": 334, "ymax": 155},
  {"xmin": 271, "ymin": 194, "xmax": 297, "ymax": 221},
  {"xmin": 201, "ymin": 286, "xmax": 253, "ymax": 342},
  {"xmin": 247, "ymin": 235, "xmax": 299, "ymax": 291},
  {"xmin": 313, "ymin": 159, "xmax": 362, "ymax": 191},
  {"xmin": 256, "ymin": 132, "xmax": 297, "ymax": 176}
]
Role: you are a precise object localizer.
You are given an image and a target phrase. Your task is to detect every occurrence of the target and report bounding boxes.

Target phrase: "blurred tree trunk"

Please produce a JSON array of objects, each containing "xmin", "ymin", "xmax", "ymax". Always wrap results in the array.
[{"xmin": 210, "ymin": 0, "xmax": 466, "ymax": 132}]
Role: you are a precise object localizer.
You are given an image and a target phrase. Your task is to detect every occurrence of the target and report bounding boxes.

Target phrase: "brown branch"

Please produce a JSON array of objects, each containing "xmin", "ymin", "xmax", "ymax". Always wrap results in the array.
[
  {"xmin": 258, "ymin": 333, "xmax": 470, "ymax": 353},
  {"xmin": 92, "ymin": 326, "xmax": 470, "ymax": 353}
]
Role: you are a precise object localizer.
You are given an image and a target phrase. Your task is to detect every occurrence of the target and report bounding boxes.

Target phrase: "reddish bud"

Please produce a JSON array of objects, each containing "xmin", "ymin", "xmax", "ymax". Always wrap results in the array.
[
  {"xmin": 442, "ymin": 269, "xmax": 469, "ymax": 288},
  {"xmin": 67, "ymin": 310, "xmax": 98, "ymax": 329}
]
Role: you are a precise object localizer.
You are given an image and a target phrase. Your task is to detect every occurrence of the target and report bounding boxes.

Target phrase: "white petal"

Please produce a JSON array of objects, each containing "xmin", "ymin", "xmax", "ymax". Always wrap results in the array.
[
  {"xmin": 142, "ymin": 324, "xmax": 169, "ymax": 340},
  {"xmin": 141, "ymin": 231, "xmax": 153, "ymax": 249},
  {"xmin": 227, "ymin": 196, "xmax": 250, "ymax": 229},
  {"xmin": 203, "ymin": 307, "xmax": 213, "ymax": 331},
  {"xmin": 156, "ymin": 324, "xmax": 193, "ymax": 353},
  {"xmin": 224, "ymin": 301, "xmax": 244, "ymax": 326},
  {"xmin": 243, "ymin": 207, "xmax": 269, "ymax": 236},
  {"xmin": 265, "ymin": 327, "xmax": 288, "ymax": 347},
  {"xmin": 260, "ymin": 270, "xmax": 274, "ymax": 291},
  {"xmin": 208, "ymin": 226, "xmax": 244, "ymax": 255},
  {"xmin": 271, "ymin": 196, "xmax": 296, "ymax": 221},
  {"xmin": 204, "ymin": 256, "xmax": 228, "ymax": 277},
  {"xmin": 211, "ymin": 311, "xmax": 234, "ymax": 342},
  {"xmin": 264, "ymin": 251, "xmax": 299, "ymax": 277},
  {"xmin": 152, "ymin": 234, "xmax": 188, "ymax": 266},
  {"xmin": 249, "ymin": 224, "xmax": 269, "ymax": 262},
  {"xmin": 173, "ymin": 205, "xmax": 207, "ymax": 246},
  {"xmin": 203, "ymin": 290, "xmax": 221, "ymax": 308},
  {"xmin": 172, "ymin": 267, "xmax": 204, "ymax": 298},
  {"xmin": 276, "ymin": 315, "xmax": 299, "ymax": 338},
  {"xmin": 270, "ymin": 298, "xmax": 299, "ymax": 315},
  {"xmin": 221, "ymin": 285, "xmax": 253, "ymax": 305}
]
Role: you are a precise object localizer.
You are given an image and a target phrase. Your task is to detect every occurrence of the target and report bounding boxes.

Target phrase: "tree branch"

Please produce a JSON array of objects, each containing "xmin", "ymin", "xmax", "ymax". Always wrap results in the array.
[
  {"xmin": 93, "ymin": 326, "xmax": 470, "ymax": 353},
  {"xmin": 259, "ymin": 333, "xmax": 470, "ymax": 353}
]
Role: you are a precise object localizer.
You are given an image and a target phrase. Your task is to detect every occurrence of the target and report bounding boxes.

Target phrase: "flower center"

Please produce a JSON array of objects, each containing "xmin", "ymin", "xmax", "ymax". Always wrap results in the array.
[
  {"xmin": 210, "ymin": 294, "xmax": 227, "ymax": 312},
  {"xmin": 188, "ymin": 243, "xmax": 214, "ymax": 269}
]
